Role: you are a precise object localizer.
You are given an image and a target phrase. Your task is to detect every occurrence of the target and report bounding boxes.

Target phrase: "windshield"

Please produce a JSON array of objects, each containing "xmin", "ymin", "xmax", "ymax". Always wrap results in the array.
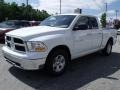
[
  {"xmin": 40, "ymin": 15, "xmax": 76, "ymax": 28},
  {"xmin": 0, "ymin": 21, "xmax": 15, "ymax": 28},
  {"xmin": 0, "ymin": 21, "xmax": 30, "ymax": 28}
]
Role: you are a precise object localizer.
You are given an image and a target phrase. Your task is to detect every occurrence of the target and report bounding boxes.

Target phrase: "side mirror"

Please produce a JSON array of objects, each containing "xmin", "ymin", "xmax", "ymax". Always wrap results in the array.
[{"xmin": 73, "ymin": 23, "xmax": 88, "ymax": 31}]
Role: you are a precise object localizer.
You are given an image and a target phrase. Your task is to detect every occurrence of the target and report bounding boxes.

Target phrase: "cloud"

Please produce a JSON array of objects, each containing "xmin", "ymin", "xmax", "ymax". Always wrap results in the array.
[
  {"xmin": 37, "ymin": 0, "xmax": 118, "ymax": 14},
  {"xmin": 97, "ymin": 10, "xmax": 115, "ymax": 17},
  {"xmin": 96, "ymin": 10, "xmax": 120, "ymax": 21},
  {"xmin": 108, "ymin": 10, "xmax": 115, "ymax": 14}
]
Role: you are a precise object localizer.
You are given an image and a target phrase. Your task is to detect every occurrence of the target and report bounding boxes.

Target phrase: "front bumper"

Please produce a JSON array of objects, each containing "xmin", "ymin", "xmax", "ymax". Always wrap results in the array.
[{"xmin": 2, "ymin": 47, "xmax": 46, "ymax": 70}]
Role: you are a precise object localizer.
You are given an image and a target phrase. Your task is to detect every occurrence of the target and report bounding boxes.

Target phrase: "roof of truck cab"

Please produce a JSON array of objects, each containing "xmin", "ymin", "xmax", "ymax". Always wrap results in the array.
[{"xmin": 57, "ymin": 13, "xmax": 97, "ymax": 18}]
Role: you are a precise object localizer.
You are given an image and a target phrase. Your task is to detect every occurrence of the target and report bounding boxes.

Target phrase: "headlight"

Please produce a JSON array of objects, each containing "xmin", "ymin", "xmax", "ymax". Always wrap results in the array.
[{"xmin": 27, "ymin": 41, "xmax": 47, "ymax": 52}]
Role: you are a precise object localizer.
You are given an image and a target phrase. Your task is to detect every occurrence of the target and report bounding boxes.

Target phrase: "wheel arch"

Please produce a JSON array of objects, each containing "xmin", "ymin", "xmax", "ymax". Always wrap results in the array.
[{"xmin": 46, "ymin": 45, "xmax": 71, "ymax": 61}]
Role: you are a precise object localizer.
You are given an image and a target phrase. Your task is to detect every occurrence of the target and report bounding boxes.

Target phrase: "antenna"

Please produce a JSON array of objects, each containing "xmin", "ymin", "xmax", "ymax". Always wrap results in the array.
[
  {"xmin": 26, "ymin": 0, "xmax": 28, "ymax": 6},
  {"xmin": 105, "ymin": 3, "xmax": 108, "ymax": 19},
  {"xmin": 115, "ymin": 10, "xmax": 119, "ymax": 19},
  {"xmin": 60, "ymin": 0, "xmax": 61, "ymax": 14}
]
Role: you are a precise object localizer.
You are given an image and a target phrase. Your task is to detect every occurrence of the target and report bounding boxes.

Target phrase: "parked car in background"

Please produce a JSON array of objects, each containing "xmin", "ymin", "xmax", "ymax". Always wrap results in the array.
[
  {"xmin": 0, "ymin": 20, "xmax": 31, "ymax": 42},
  {"xmin": 29, "ymin": 21, "xmax": 41, "ymax": 26}
]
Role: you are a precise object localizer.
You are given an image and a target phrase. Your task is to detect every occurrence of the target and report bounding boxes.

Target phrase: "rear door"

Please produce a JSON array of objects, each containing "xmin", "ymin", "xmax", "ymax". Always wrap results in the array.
[{"xmin": 88, "ymin": 17, "xmax": 103, "ymax": 50}]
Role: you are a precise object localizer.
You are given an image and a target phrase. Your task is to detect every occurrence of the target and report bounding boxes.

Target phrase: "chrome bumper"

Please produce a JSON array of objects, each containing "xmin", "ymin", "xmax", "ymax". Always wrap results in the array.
[{"xmin": 2, "ymin": 49, "xmax": 46, "ymax": 70}]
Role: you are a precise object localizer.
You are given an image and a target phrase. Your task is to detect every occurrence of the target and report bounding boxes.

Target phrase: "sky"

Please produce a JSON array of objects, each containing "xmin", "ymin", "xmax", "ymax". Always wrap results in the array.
[{"xmin": 5, "ymin": 0, "xmax": 120, "ymax": 20}]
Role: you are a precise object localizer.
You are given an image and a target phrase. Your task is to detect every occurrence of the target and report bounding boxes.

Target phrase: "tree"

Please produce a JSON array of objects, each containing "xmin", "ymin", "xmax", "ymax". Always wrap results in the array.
[
  {"xmin": 0, "ymin": 1, "xmax": 50, "ymax": 22},
  {"xmin": 0, "ymin": 0, "xmax": 6, "ymax": 22},
  {"xmin": 0, "ymin": 0, "xmax": 4, "ymax": 3},
  {"xmin": 100, "ymin": 13, "xmax": 106, "ymax": 28}
]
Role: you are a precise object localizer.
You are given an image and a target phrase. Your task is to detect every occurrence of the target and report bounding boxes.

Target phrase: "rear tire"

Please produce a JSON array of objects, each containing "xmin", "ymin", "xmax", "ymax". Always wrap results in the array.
[
  {"xmin": 45, "ymin": 49, "xmax": 69, "ymax": 76},
  {"xmin": 101, "ymin": 40, "xmax": 113, "ymax": 56}
]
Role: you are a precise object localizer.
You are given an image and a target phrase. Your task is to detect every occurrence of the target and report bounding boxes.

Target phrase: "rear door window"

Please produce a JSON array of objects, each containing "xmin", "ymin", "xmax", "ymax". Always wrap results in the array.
[{"xmin": 88, "ymin": 17, "xmax": 98, "ymax": 29}]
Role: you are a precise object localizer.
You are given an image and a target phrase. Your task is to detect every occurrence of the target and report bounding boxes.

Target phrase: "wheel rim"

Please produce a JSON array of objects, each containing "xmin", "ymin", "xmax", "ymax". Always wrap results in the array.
[
  {"xmin": 53, "ymin": 55, "xmax": 66, "ymax": 72},
  {"xmin": 107, "ymin": 43, "xmax": 112, "ymax": 54}
]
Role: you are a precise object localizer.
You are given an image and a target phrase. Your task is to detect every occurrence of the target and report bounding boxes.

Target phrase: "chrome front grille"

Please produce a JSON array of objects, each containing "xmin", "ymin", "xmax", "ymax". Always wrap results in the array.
[
  {"xmin": 6, "ymin": 36, "xmax": 26, "ymax": 52},
  {"xmin": 13, "ymin": 38, "xmax": 24, "ymax": 44}
]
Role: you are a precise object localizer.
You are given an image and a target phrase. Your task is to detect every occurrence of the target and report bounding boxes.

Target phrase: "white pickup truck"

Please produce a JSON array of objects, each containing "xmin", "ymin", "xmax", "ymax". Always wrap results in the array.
[{"xmin": 2, "ymin": 14, "xmax": 117, "ymax": 75}]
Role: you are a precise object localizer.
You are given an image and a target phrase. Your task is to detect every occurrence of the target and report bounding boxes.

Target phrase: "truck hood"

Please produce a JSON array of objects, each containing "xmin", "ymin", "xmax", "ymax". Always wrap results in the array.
[{"xmin": 6, "ymin": 26, "xmax": 67, "ymax": 40}]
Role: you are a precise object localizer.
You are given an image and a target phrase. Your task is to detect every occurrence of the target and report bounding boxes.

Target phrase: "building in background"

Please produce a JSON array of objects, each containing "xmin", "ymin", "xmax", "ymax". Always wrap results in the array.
[{"xmin": 74, "ymin": 8, "xmax": 82, "ymax": 14}]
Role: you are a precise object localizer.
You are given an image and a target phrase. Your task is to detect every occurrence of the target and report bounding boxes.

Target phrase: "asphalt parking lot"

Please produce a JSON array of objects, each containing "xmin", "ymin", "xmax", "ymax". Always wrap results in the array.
[{"xmin": 0, "ymin": 36, "xmax": 120, "ymax": 90}]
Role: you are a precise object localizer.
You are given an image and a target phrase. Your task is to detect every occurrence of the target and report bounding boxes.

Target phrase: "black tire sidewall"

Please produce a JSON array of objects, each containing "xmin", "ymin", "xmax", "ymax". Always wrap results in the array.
[
  {"xmin": 45, "ymin": 50, "xmax": 69, "ymax": 76},
  {"xmin": 102, "ymin": 41, "xmax": 112, "ymax": 56}
]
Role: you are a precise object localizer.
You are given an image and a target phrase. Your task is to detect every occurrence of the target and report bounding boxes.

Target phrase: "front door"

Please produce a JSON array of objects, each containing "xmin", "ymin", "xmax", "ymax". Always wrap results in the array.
[{"xmin": 73, "ymin": 16, "xmax": 92, "ymax": 54}]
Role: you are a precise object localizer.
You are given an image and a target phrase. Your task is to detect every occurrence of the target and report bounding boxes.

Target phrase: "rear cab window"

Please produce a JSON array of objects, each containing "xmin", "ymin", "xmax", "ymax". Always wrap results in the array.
[{"xmin": 88, "ymin": 17, "xmax": 99, "ymax": 29}]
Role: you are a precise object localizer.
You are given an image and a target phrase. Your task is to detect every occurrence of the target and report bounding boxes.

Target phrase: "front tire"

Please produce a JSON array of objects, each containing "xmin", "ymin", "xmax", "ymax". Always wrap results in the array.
[
  {"xmin": 45, "ymin": 50, "xmax": 69, "ymax": 76},
  {"xmin": 101, "ymin": 41, "xmax": 113, "ymax": 56}
]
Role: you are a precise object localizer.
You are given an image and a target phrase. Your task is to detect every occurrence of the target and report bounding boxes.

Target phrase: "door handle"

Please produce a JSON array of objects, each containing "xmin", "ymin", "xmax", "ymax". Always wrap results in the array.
[{"xmin": 87, "ymin": 33, "xmax": 92, "ymax": 35}]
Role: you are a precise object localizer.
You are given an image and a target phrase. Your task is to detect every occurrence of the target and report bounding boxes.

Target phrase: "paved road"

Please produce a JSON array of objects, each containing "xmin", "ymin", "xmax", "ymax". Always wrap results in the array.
[{"xmin": 0, "ymin": 36, "xmax": 120, "ymax": 90}]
